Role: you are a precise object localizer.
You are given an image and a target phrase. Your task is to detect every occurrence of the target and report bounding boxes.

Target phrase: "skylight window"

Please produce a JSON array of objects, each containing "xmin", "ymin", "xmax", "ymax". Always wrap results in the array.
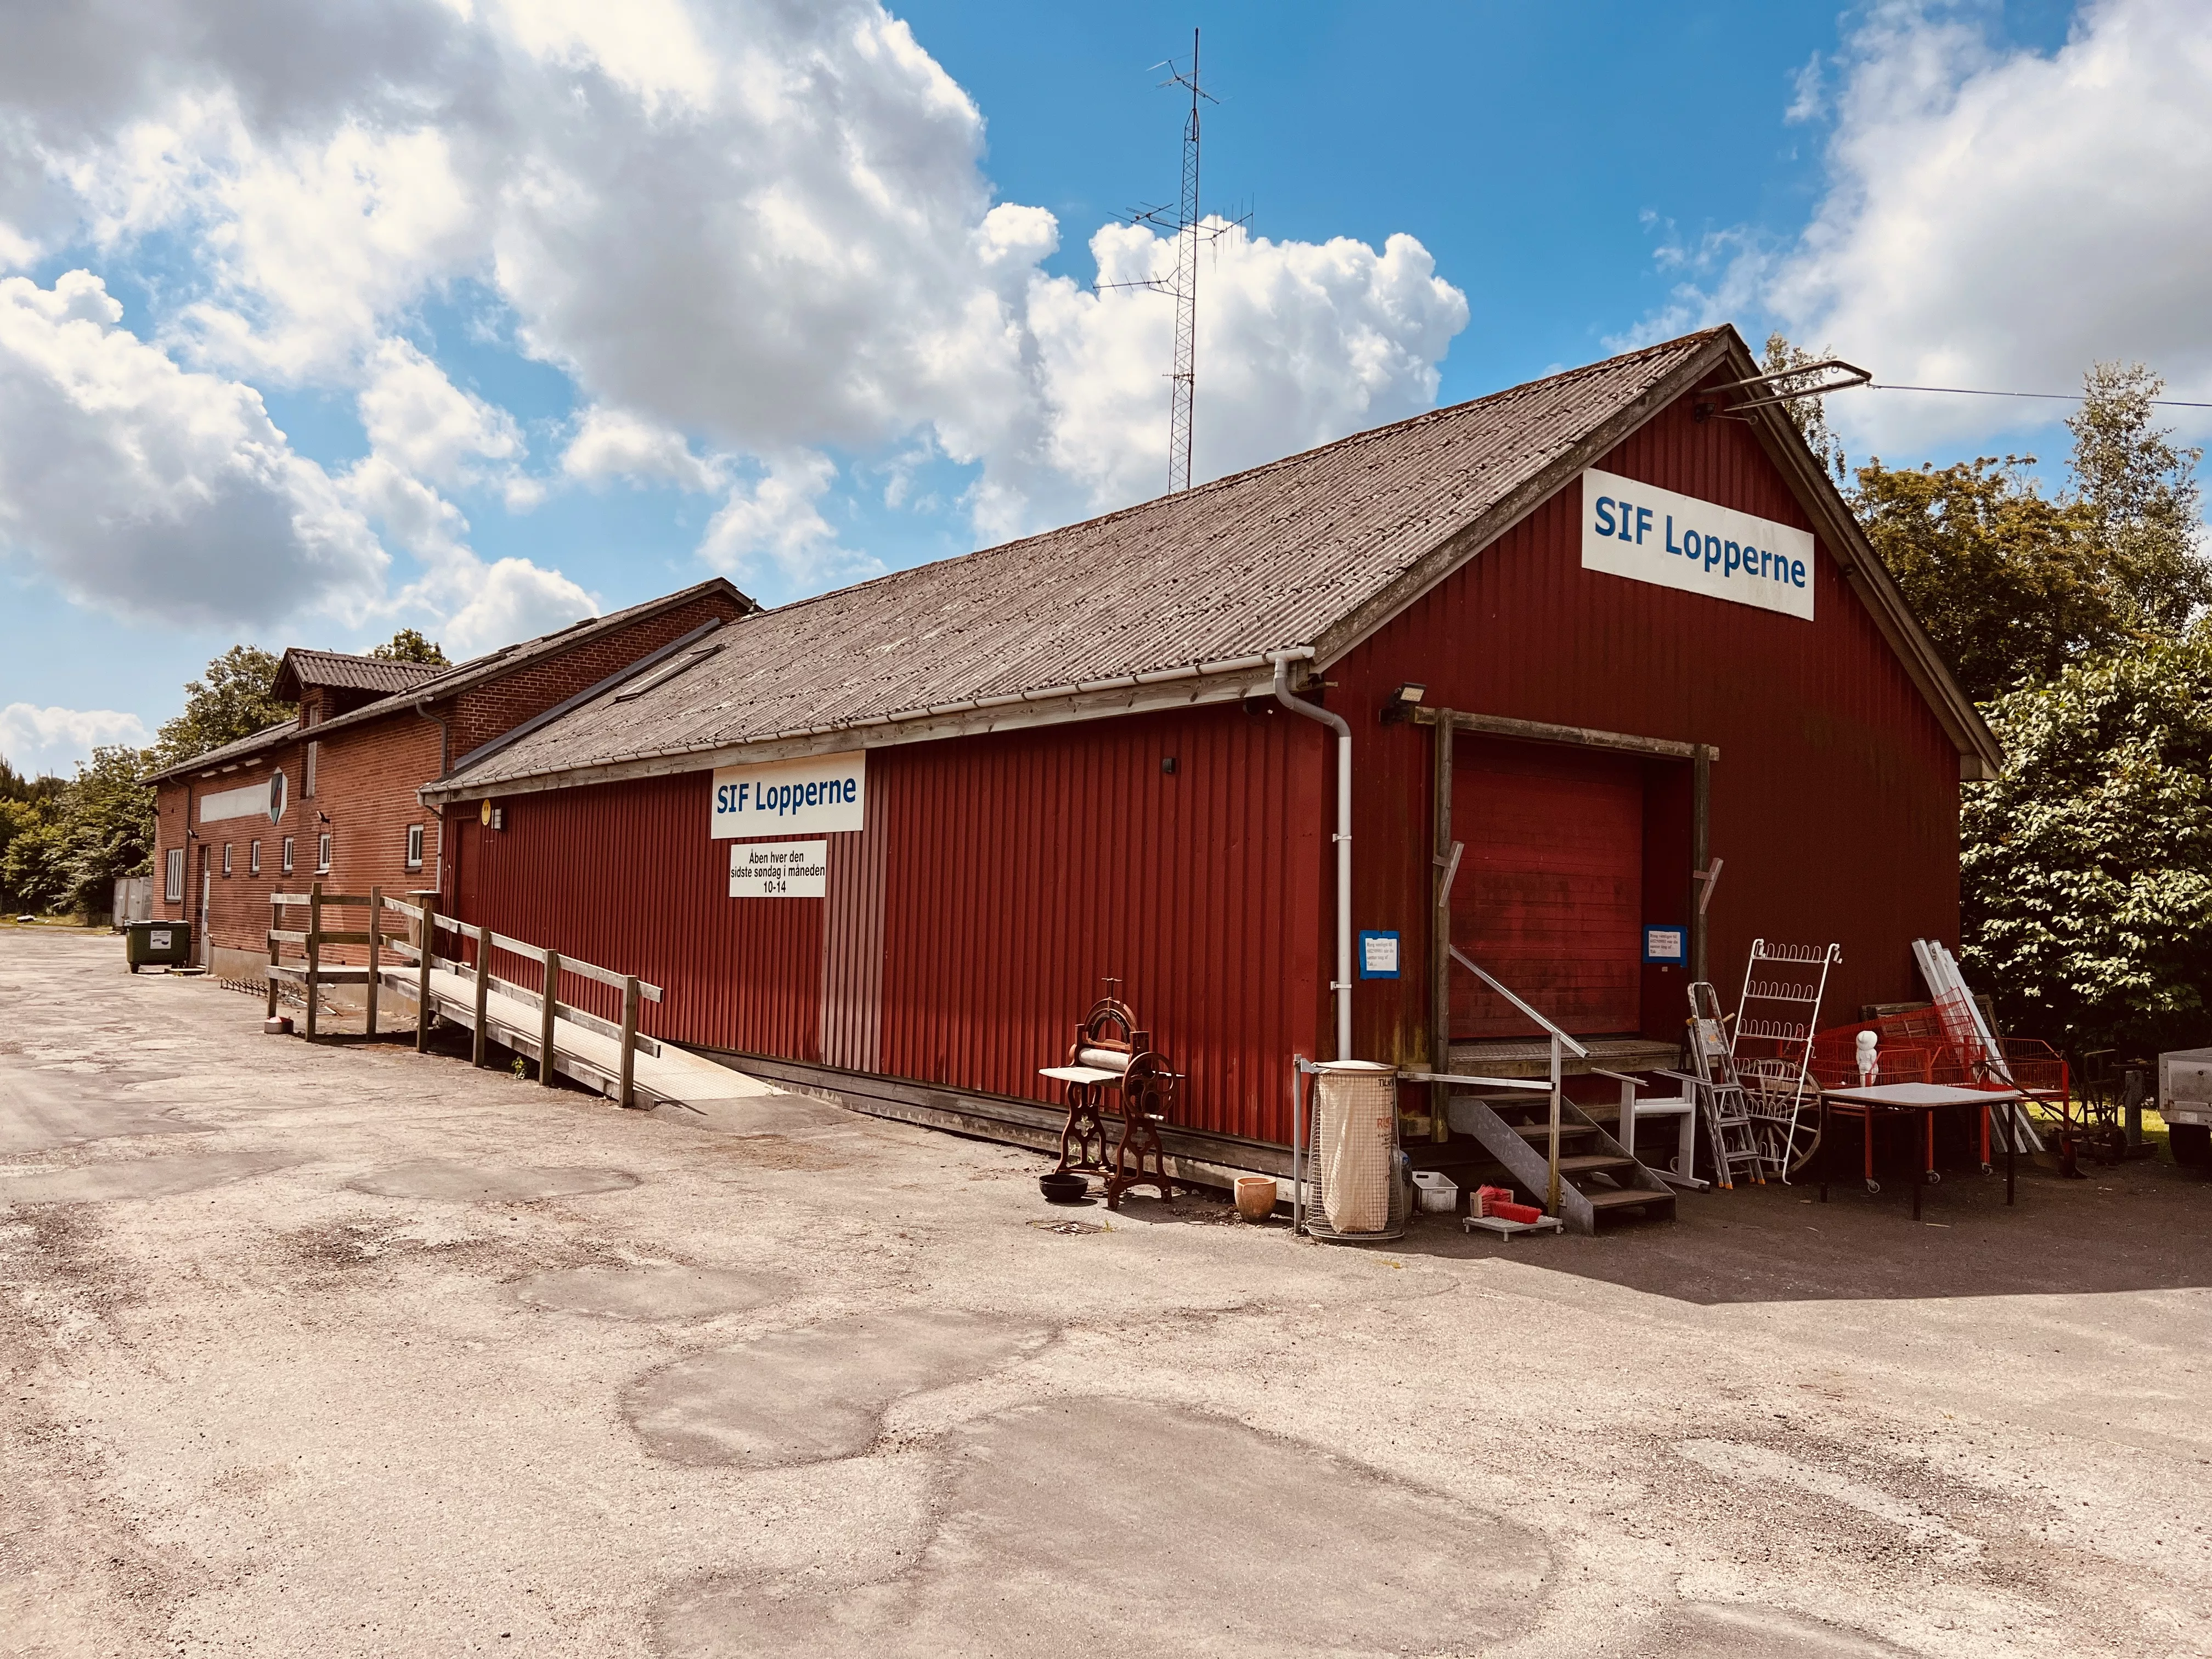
[{"xmin": 614, "ymin": 643, "xmax": 723, "ymax": 702}]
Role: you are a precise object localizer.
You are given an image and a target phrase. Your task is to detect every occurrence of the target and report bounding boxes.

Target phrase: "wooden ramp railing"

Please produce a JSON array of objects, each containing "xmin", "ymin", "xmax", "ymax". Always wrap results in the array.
[{"xmin": 266, "ymin": 883, "xmax": 666, "ymax": 1108}]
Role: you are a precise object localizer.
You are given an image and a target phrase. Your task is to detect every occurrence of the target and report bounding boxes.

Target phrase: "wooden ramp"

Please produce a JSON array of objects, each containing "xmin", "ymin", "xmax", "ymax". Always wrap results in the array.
[
  {"xmin": 393, "ymin": 963, "xmax": 782, "ymax": 1112},
  {"xmin": 267, "ymin": 886, "xmax": 781, "ymax": 1114}
]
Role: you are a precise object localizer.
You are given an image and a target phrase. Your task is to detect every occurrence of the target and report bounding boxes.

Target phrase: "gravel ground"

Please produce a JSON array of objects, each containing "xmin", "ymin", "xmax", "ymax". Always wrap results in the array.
[{"xmin": 2, "ymin": 927, "xmax": 2208, "ymax": 1658}]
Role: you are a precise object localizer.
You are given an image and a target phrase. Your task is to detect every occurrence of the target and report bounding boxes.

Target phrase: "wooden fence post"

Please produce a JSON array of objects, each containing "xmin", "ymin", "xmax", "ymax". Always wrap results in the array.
[
  {"xmin": 471, "ymin": 927, "xmax": 489, "ymax": 1068},
  {"xmin": 416, "ymin": 894, "xmax": 437, "ymax": 1053},
  {"xmin": 305, "ymin": 881, "xmax": 323, "ymax": 1039},
  {"xmin": 365, "ymin": 885, "xmax": 382, "ymax": 1037},
  {"xmin": 539, "ymin": 948, "xmax": 561, "ymax": 1087},
  {"xmin": 618, "ymin": 975, "xmax": 640, "ymax": 1109}
]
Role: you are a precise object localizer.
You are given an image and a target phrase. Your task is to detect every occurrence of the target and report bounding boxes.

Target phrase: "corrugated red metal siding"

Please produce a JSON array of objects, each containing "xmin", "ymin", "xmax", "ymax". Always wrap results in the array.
[
  {"xmin": 455, "ymin": 775, "xmax": 824, "ymax": 1058},
  {"xmin": 454, "ymin": 701, "xmax": 1326, "ymax": 1146},
  {"xmin": 1338, "ymin": 386, "xmax": 1960, "ymax": 1063},
  {"xmin": 871, "ymin": 706, "xmax": 1323, "ymax": 1144}
]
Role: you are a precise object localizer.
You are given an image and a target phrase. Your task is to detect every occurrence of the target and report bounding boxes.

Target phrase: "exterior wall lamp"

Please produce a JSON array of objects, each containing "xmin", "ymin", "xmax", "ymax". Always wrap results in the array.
[{"xmin": 1380, "ymin": 682, "xmax": 1427, "ymax": 724}]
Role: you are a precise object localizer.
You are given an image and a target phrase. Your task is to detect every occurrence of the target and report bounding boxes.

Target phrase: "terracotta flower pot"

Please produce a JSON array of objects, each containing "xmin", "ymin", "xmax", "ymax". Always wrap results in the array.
[{"xmin": 1234, "ymin": 1176, "xmax": 1278, "ymax": 1221}]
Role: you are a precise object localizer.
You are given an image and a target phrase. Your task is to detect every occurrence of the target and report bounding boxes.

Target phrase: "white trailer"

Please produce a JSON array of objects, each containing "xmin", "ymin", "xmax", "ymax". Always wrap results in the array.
[{"xmin": 2156, "ymin": 1047, "xmax": 2212, "ymax": 1168}]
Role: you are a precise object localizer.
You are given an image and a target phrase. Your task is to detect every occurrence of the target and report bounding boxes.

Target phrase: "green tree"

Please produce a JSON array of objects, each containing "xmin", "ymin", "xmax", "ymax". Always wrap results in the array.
[
  {"xmin": 1852, "ymin": 458, "xmax": 2106, "ymax": 702},
  {"xmin": 1961, "ymin": 630, "xmax": 2212, "ymax": 1053},
  {"xmin": 1, "ymin": 807, "xmax": 66, "ymax": 913},
  {"xmin": 371, "ymin": 628, "xmax": 449, "ymax": 666},
  {"xmin": 1848, "ymin": 360, "xmax": 2209, "ymax": 703},
  {"xmin": 50, "ymin": 744, "xmax": 156, "ymax": 916},
  {"xmin": 0, "ymin": 755, "xmax": 66, "ymax": 805},
  {"xmin": 2066, "ymin": 361, "xmax": 2209, "ymax": 636},
  {"xmin": 153, "ymin": 646, "xmax": 294, "ymax": 767},
  {"xmin": 1760, "ymin": 331, "xmax": 1849, "ymax": 484}
]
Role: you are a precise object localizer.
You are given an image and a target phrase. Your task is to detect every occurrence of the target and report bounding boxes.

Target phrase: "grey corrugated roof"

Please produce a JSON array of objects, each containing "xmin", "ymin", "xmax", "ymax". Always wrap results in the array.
[
  {"xmin": 441, "ymin": 332, "xmax": 1726, "ymax": 793},
  {"xmin": 275, "ymin": 650, "xmax": 447, "ymax": 698},
  {"xmin": 153, "ymin": 577, "xmax": 757, "ymax": 785},
  {"xmin": 149, "ymin": 719, "xmax": 298, "ymax": 783},
  {"xmin": 301, "ymin": 576, "xmax": 753, "ymax": 744}
]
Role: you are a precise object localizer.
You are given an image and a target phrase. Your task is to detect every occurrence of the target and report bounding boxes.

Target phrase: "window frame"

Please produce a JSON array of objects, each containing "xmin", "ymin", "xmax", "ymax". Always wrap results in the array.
[
  {"xmin": 303, "ymin": 740, "xmax": 318, "ymax": 799},
  {"xmin": 316, "ymin": 832, "xmax": 332, "ymax": 874},
  {"xmin": 281, "ymin": 837, "xmax": 294, "ymax": 875},
  {"xmin": 405, "ymin": 823, "xmax": 425, "ymax": 871},
  {"xmin": 249, "ymin": 840, "xmax": 261, "ymax": 876},
  {"xmin": 222, "ymin": 843, "xmax": 233, "ymax": 877}
]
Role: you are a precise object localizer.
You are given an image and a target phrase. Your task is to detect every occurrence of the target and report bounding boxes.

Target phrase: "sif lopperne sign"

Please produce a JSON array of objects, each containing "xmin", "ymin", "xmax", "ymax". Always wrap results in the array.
[
  {"xmin": 710, "ymin": 749, "xmax": 865, "ymax": 838},
  {"xmin": 1580, "ymin": 468, "xmax": 1815, "ymax": 621}
]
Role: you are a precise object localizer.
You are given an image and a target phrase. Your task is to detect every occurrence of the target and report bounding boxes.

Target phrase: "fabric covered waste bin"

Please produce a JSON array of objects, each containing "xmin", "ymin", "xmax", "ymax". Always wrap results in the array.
[{"xmin": 1311, "ymin": 1059, "xmax": 1398, "ymax": 1234}]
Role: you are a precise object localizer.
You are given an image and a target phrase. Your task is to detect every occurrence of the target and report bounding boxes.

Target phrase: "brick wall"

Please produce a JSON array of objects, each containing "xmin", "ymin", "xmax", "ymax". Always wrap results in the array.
[
  {"xmin": 447, "ymin": 591, "xmax": 748, "ymax": 757},
  {"xmin": 151, "ymin": 746, "xmax": 304, "ymax": 962},
  {"xmin": 148, "ymin": 583, "xmax": 748, "ymax": 970}
]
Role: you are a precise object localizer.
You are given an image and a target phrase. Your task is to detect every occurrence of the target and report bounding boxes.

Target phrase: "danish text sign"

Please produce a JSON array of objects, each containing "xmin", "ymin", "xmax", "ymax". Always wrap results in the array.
[
  {"xmin": 729, "ymin": 839, "xmax": 829, "ymax": 898},
  {"xmin": 1581, "ymin": 468, "xmax": 1815, "ymax": 620},
  {"xmin": 711, "ymin": 750, "xmax": 864, "ymax": 837}
]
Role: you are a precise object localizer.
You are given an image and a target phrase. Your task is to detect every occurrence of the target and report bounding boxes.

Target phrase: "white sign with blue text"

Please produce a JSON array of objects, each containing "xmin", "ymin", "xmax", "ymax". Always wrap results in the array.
[
  {"xmin": 1581, "ymin": 468, "xmax": 1815, "ymax": 621},
  {"xmin": 711, "ymin": 750, "xmax": 865, "ymax": 838}
]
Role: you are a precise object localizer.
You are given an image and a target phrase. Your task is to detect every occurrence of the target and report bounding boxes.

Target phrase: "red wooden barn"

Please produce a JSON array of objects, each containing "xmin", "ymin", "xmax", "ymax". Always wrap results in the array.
[{"xmin": 422, "ymin": 328, "xmax": 1996, "ymax": 1188}]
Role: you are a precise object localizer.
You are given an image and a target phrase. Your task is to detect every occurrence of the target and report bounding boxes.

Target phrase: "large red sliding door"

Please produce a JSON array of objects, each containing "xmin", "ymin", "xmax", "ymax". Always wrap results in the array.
[{"xmin": 1448, "ymin": 737, "xmax": 1643, "ymax": 1037}]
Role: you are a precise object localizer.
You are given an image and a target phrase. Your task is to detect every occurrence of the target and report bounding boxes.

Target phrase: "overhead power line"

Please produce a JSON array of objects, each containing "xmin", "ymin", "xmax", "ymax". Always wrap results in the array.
[{"xmin": 1867, "ymin": 382, "xmax": 2212, "ymax": 410}]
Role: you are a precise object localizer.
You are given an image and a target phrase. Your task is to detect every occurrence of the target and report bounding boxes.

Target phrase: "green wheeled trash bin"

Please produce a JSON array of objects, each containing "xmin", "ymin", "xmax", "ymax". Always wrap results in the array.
[{"xmin": 125, "ymin": 920, "xmax": 193, "ymax": 973}]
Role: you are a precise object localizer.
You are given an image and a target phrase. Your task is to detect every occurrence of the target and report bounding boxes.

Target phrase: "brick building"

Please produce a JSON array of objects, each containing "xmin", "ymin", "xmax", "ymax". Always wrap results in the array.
[{"xmin": 148, "ymin": 577, "xmax": 753, "ymax": 980}]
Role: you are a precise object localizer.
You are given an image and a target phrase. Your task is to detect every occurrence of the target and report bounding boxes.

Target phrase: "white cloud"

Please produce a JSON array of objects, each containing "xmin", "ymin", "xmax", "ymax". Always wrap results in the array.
[
  {"xmin": 433, "ymin": 557, "xmax": 599, "ymax": 659},
  {"xmin": 1, "ymin": 0, "xmax": 1473, "ymax": 622},
  {"xmin": 0, "ymin": 270, "xmax": 386, "ymax": 628},
  {"xmin": 0, "ymin": 703, "xmax": 150, "ymax": 777},
  {"xmin": 1771, "ymin": 0, "xmax": 2212, "ymax": 454},
  {"xmin": 561, "ymin": 404, "xmax": 726, "ymax": 493},
  {"xmin": 996, "ymin": 222, "xmax": 1469, "ymax": 536},
  {"xmin": 699, "ymin": 451, "xmax": 882, "ymax": 594},
  {"xmin": 357, "ymin": 338, "xmax": 523, "ymax": 488}
]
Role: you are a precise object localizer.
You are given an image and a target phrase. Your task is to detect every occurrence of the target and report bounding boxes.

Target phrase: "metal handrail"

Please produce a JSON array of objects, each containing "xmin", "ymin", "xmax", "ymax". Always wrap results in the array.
[
  {"xmin": 1447, "ymin": 945, "xmax": 1589, "ymax": 1059},
  {"xmin": 1435, "ymin": 840, "xmax": 1588, "ymax": 1215}
]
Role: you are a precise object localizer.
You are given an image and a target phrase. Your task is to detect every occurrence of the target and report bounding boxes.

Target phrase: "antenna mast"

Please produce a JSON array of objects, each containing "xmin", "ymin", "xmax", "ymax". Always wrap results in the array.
[
  {"xmin": 1103, "ymin": 30, "xmax": 1240, "ymax": 494},
  {"xmin": 1165, "ymin": 29, "xmax": 1206, "ymax": 494}
]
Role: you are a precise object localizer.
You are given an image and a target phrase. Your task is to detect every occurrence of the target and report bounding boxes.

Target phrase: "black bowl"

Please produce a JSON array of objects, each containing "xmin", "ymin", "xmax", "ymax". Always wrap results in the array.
[{"xmin": 1039, "ymin": 1171, "xmax": 1091, "ymax": 1205}]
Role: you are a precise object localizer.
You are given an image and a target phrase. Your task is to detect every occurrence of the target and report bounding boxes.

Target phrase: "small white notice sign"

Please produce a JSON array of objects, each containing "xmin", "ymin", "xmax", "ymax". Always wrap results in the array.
[
  {"xmin": 729, "ymin": 839, "xmax": 828, "ymax": 898},
  {"xmin": 1582, "ymin": 467, "xmax": 1815, "ymax": 620}
]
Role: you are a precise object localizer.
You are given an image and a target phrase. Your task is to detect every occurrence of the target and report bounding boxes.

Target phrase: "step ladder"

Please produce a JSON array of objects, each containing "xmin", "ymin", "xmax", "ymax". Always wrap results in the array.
[{"xmin": 1659, "ymin": 983, "xmax": 1768, "ymax": 1189}]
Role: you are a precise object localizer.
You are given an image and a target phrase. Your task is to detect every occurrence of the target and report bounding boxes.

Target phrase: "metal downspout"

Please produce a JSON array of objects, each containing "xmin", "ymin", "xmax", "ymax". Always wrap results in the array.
[
  {"xmin": 413, "ymin": 696, "xmax": 454, "ymax": 911},
  {"xmin": 1271, "ymin": 652, "xmax": 1352, "ymax": 1060}
]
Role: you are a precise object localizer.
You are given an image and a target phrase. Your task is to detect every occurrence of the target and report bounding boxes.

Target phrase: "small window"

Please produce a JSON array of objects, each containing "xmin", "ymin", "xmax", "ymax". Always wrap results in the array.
[
  {"xmin": 405, "ymin": 823, "xmax": 425, "ymax": 870},
  {"xmin": 249, "ymin": 840, "xmax": 261, "ymax": 876},
  {"xmin": 281, "ymin": 837, "xmax": 294, "ymax": 874},
  {"xmin": 317, "ymin": 832, "xmax": 332, "ymax": 873},
  {"xmin": 304, "ymin": 741, "xmax": 318, "ymax": 798},
  {"xmin": 222, "ymin": 843, "xmax": 233, "ymax": 876},
  {"xmin": 165, "ymin": 848, "xmax": 184, "ymax": 902}
]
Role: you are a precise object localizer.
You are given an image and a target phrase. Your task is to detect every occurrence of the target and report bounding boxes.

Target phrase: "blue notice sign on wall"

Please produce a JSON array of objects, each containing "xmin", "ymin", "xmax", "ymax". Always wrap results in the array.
[
  {"xmin": 1643, "ymin": 926, "xmax": 1687, "ymax": 965},
  {"xmin": 1358, "ymin": 930, "xmax": 1401, "ymax": 979}
]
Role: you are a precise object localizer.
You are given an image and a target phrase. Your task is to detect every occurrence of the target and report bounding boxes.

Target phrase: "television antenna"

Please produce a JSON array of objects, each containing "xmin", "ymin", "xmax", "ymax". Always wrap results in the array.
[{"xmin": 1100, "ymin": 29, "xmax": 1248, "ymax": 493}]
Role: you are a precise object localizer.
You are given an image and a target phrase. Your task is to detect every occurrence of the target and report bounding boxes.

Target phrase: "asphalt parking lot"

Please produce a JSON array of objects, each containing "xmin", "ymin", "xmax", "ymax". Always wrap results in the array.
[{"xmin": 3, "ymin": 928, "xmax": 2208, "ymax": 1657}]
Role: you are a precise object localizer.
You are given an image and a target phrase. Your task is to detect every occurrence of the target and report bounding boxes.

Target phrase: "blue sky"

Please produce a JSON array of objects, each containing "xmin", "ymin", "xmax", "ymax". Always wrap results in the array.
[{"xmin": 1, "ymin": 0, "xmax": 2202, "ymax": 775}]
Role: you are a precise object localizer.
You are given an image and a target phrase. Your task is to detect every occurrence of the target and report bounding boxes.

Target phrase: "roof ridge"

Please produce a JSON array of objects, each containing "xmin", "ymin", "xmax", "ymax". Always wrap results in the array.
[{"xmin": 749, "ymin": 329, "xmax": 1722, "ymax": 623}]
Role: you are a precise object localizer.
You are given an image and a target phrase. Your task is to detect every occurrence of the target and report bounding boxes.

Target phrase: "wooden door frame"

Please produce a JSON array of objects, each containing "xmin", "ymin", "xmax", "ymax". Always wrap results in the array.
[{"xmin": 1415, "ymin": 708, "xmax": 1717, "ymax": 1142}]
